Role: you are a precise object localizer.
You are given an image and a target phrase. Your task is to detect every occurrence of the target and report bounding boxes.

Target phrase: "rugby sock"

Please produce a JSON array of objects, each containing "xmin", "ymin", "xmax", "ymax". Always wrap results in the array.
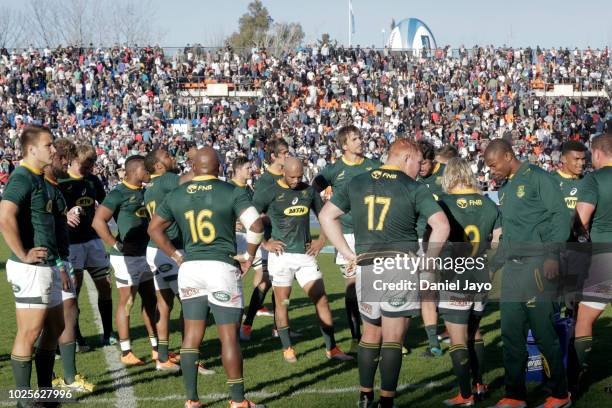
[
  {"xmin": 149, "ymin": 335, "xmax": 158, "ymax": 352},
  {"xmin": 277, "ymin": 326, "xmax": 292, "ymax": 349},
  {"xmin": 243, "ymin": 287, "xmax": 265, "ymax": 326},
  {"xmin": 59, "ymin": 342, "xmax": 77, "ymax": 384},
  {"xmin": 574, "ymin": 336, "xmax": 592, "ymax": 372},
  {"xmin": 227, "ymin": 377, "xmax": 245, "ymax": 402},
  {"xmin": 359, "ymin": 391, "xmax": 374, "ymax": 404},
  {"xmin": 449, "ymin": 345, "xmax": 472, "ymax": 398},
  {"xmin": 158, "ymin": 340, "xmax": 169, "ymax": 363},
  {"xmin": 380, "ymin": 342, "xmax": 402, "ymax": 393},
  {"xmin": 468, "ymin": 339, "xmax": 485, "ymax": 385},
  {"xmin": 319, "ymin": 325, "xmax": 336, "ymax": 350},
  {"xmin": 120, "ymin": 339, "xmax": 131, "ymax": 356},
  {"xmin": 358, "ymin": 341, "xmax": 381, "ymax": 389},
  {"xmin": 379, "ymin": 396, "xmax": 395, "ymax": 408},
  {"xmin": 180, "ymin": 349, "xmax": 199, "ymax": 401},
  {"xmin": 34, "ymin": 348, "xmax": 56, "ymax": 388},
  {"xmin": 98, "ymin": 299, "xmax": 113, "ymax": 338},
  {"xmin": 10, "ymin": 354, "xmax": 32, "ymax": 389},
  {"xmin": 271, "ymin": 293, "xmax": 277, "ymax": 330},
  {"xmin": 345, "ymin": 296, "xmax": 362, "ymax": 340},
  {"xmin": 425, "ymin": 325, "xmax": 440, "ymax": 349}
]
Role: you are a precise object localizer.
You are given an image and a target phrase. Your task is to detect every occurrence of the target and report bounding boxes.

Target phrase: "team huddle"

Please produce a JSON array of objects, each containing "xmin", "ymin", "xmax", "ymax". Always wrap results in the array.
[{"xmin": 1, "ymin": 125, "xmax": 611, "ymax": 408}]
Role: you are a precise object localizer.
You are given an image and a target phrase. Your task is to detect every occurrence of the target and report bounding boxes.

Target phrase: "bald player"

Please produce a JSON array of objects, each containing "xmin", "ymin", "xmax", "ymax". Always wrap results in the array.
[
  {"xmin": 320, "ymin": 139, "xmax": 449, "ymax": 408},
  {"xmin": 253, "ymin": 157, "xmax": 352, "ymax": 363},
  {"xmin": 148, "ymin": 148, "xmax": 266, "ymax": 408},
  {"xmin": 93, "ymin": 155, "xmax": 158, "ymax": 366},
  {"xmin": 484, "ymin": 139, "xmax": 571, "ymax": 408}
]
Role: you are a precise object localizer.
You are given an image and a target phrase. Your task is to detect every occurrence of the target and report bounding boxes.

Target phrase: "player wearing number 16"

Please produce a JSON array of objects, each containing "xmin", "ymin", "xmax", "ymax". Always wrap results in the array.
[{"xmin": 148, "ymin": 147, "xmax": 266, "ymax": 408}]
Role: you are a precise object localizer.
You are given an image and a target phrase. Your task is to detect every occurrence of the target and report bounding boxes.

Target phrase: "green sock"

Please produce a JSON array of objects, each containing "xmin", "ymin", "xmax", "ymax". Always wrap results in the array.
[
  {"xmin": 278, "ymin": 326, "xmax": 292, "ymax": 350},
  {"xmin": 35, "ymin": 348, "xmax": 56, "ymax": 388},
  {"xmin": 425, "ymin": 325, "xmax": 440, "ymax": 349},
  {"xmin": 574, "ymin": 336, "xmax": 593, "ymax": 372},
  {"xmin": 158, "ymin": 340, "xmax": 169, "ymax": 363},
  {"xmin": 228, "ymin": 378, "xmax": 245, "ymax": 402},
  {"xmin": 450, "ymin": 345, "xmax": 472, "ymax": 398},
  {"xmin": 379, "ymin": 342, "xmax": 403, "ymax": 392},
  {"xmin": 59, "ymin": 342, "xmax": 77, "ymax": 384},
  {"xmin": 11, "ymin": 354, "xmax": 32, "ymax": 389},
  {"xmin": 358, "ymin": 341, "xmax": 381, "ymax": 389},
  {"xmin": 319, "ymin": 325, "xmax": 336, "ymax": 350},
  {"xmin": 468, "ymin": 339, "xmax": 485, "ymax": 385},
  {"xmin": 180, "ymin": 349, "xmax": 199, "ymax": 401}
]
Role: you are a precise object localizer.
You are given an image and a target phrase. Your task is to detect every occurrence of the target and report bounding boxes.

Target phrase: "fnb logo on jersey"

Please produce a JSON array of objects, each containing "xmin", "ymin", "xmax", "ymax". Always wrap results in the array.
[
  {"xmin": 76, "ymin": 196, "xmax": 94, "ymax": 206},
  {"xmin": 284, "ymin": 205, "xmax": 309, "ymax": 216},
  {"xmin": 187, "ymin": 184, "xmax": 213, "ymax": 193}
]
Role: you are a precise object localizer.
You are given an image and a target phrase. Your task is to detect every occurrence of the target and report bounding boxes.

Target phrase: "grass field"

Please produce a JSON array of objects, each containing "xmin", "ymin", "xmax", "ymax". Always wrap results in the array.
[{"xmin": 0, "ymin": 236, "xmax": 611, "ymax": 408}]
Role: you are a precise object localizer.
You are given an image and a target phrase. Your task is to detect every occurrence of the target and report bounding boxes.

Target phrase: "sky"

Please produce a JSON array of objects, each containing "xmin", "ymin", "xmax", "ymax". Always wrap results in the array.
[{"xmin": 3, "ymin": 0, "xmax": 612, "ymax": 49}]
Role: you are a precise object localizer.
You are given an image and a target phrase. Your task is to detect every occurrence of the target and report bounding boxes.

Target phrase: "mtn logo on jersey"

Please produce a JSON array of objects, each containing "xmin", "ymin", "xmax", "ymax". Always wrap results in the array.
[
  {"xmin": 565, "ymin": 197, "xmax": 578, "ymax": 209},
  {"xmin": 134, "ymin": 207, "xmax": 148, "ymax": 218},
  {"xmin": 76, "ymin": 196, "xmax": 94, "ymax": 207},
  {"xmin": 187, "ymin": 184, "xmax": 213, "ymax": 194},
  {"xmin": 284, "ymin": 205, "xmax": 309, "ymax": 216}
]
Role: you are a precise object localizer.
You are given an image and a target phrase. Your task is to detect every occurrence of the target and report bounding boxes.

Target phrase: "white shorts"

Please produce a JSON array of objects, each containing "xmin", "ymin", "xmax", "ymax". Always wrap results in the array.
[
  {"xmin": 268, "ymin": 252, "xmax": 322, "ymax": 288},
  {"xmin": 110, "ymin": 255, "xmax": 153, "ymax": 288},
  {"xmin": 355, "ymin": 264, "xmax": 421, "ymax": 324},
  {"xmin": 69, "ymin": 239, "xmax": 109, "ymax": 271},
  {"xmin": 580, "ymin": 252, "xmax": 612, "ymax": 310},
  {"xmin": 236, "ymin": 232, "xmax": 265, "ymax": 268},
  {"xmin": 178, "ymin": 261, "xmax": 244, "ymax": 309},
  {"xmin": 7, "ymin": 260, "xmax": 62, "ymax": 309},
  {"xmin": 335, "ymin": 233, "xmax": 356, "ymax": 265},
  {"xmin": 146, "ymin": 247, "xmax": 179, "ymax": 294}
]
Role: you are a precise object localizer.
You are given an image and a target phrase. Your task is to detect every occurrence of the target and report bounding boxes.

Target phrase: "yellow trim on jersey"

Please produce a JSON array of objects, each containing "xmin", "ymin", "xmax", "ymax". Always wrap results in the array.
[
  {"xmin": 432, "ymin": 162, "xmax": 441, "ymax": 175},
  {"xmin": 122, "ymin": 180, "xmax": 142, "ymax": 190},
  {"xmin": 21, "ymin": 162, "xmax": 43, "ymax": 175},
  {"xmin": 45, "ymin": 177, "xmax": 59, "ymax": 186},
  {"xmin": 150, "ymin": 174, "xmax": 161, "ymax": 179},
  {"xmin": 267, "ymin": 167, "xmax": 282, "ymax": 176},
  {"xmin": 380, "ymin": 165, "xmax": 401, "ymax": 171},
  {"xmin": 557, "ymin": 170, "xmax": 578, "ymax": 179},
  {"xmin": 192, "ymin": 175, "xmax": 217, "ymax": 181},
  {"xmin": 277, "ymin": 179, "xmax": 290, "ymax": 189},
  {"xmin": 341, "ymin": 156, "xmax": 365, "ymax": 166},
  {"xmin": 449, "ymin": 188, "xmax": 479, "ymax": 195},
  {"xmin": 68, "ymin": 170, "xmax": 83, "ymax": 180},
  {"xmin": 603, "ymin": 163, "xmax": 612, "ymax": 168},
  {"xmin": 231, "ymin": 180, "xmax": 246, "ymax": 187}
]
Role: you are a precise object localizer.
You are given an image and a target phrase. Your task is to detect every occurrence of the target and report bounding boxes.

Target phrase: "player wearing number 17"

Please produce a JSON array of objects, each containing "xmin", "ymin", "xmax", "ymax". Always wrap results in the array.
[{"xmin": 148, "ymin": 148, "xmax": 265, "ymax": 408}]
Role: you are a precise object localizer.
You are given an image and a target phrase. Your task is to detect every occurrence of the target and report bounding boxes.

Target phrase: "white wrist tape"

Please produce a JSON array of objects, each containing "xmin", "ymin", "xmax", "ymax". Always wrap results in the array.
[
  {"xmin": 246, "ymin": 230, "xmax": 264, "ymax": 245},
  {"xmin": 239, "ymin": 207, "xmax": 260, "ymax": 231}
]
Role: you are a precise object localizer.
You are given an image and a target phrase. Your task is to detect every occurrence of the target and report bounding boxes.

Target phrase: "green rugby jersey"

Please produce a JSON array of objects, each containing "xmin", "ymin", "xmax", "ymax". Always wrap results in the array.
[
  {"xmin": 2, "ymin": 164, "xmax": 59, "ymax": 265},
  {"xmin": 229, "ymin": 179, "xmax": 254, "ymax": 201},
  {"xmin": 101, "ymin": 181, "xmax": 149, "ymax": 256},
  {"xmin": 331, "ymin": 165, "xmax": 442, "ymax": 258},
  {"xmin": 253, "ymin": 179, "xmax": 323, "ymax": 254},
  {"xmin": 314, "ymin": 156, "xmax": 380, "ymax": 234},
  {"xmin": 254, "ymin": 168, "xmax": 283, "ymax": 191},
  {"xmin": 416, "ymin": 162, "xmax": 446, "ymax": 237},
  {"xmin": 45, "ymin": 178, "xmax": 70, "ymax": 260},
  {"xmin": 498, "ymin": 162, "xmax": 570, "ymax": 258},
  {"xmin": 551, "ymin": 170, "xmax": 582, "ymax": 217},
  {"xmin": 578, "ymin": 165, "xmax": 612, "ymax": 244},
  {"xmin": 144, "ymin": 172, "xmax": 181, "ymax": 249},
  {"xmin": 156, "ymin": 175, "xmax": 252, "ymax": 265},
  {"xmin": 58, "ymin": 172, "xmax": 106, "ymax": 244}
]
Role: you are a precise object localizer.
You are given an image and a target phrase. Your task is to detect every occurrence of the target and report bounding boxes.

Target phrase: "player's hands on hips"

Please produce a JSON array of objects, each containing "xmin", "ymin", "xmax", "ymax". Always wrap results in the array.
[
  {"xmin": 264, "ymin": 239, "xmax": 286, "ymax": 255},
  {"xmin": 543, "ymin": 259, "xmax": 559, "ymax": 280},
  {"xmin": 59, "ymin": 265, "xmax": 71, "ymax": 291},
  {"xmin": 66, "ymin": 206, "xmax": 82, "ymax": 227},
  {"xmin": 233, "ymin": 253, "xmax": 253, "ymax": 277},
  {"xmin": 22, "ymin": 247, "xmax": 48, "ymax": 264},
  {"xmin": 343, "ymin": 251, "xmax": 357, "ymax": 276},
  {"xmin": 306, "ymin": 238, "xmax": 325, "ymax": 257}
]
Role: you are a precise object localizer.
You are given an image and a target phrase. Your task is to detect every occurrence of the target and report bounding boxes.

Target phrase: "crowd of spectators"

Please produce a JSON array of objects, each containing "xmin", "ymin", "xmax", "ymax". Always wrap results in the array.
[{"xmin": 0, "ymin": 44, "xmax": 610, "ymax": 190}]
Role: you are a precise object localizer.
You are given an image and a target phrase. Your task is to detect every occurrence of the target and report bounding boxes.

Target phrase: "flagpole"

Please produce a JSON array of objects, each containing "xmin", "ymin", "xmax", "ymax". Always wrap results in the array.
[{"xmin": 348, "ymin": 0, "xmax": 352, "ymax": 48}]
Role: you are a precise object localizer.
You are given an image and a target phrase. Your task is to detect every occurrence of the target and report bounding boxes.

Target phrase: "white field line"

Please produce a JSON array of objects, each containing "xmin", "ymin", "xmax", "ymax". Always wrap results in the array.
[{"xmin": 84, "ymin": 273, "xmax": 136, "ymax": 408}]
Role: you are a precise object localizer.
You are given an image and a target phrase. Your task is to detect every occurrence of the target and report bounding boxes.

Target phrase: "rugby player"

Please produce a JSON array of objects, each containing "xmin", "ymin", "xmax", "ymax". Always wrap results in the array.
[
  {"xmin": 312, "ymin": 125, "xmax": 380, "ymax": 353},
  {"xmin": 320, "ymin": 139, "xmax": 450, "ymax": 408},
  {"xmin": 253, "ymin": 157, "xmax": 352, "ymax": 363},
  {"xmin": 0, "ymin": 126, "xmax": 67, "ymax": 407},
  {"xmin": 572, "ymin": 133, "xmax": 612, "ymax": 395},
  {"xmin": 484, "ymin": 139, "xmax": 571, "ymax": 408},
  {"xmin": 437, "ymin": 158, "xmax": 501, "ymax": 406},
  {"xmin": 148, "ymin": 147, "xmax": 265, "ymax": 408},
  {"xmin": 58, "ymin": 144, "xmax": 114, "ymax": 349},
  {"xmin": 92, "ymin": 155, "xmax": 158, "ymax": 366}
]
